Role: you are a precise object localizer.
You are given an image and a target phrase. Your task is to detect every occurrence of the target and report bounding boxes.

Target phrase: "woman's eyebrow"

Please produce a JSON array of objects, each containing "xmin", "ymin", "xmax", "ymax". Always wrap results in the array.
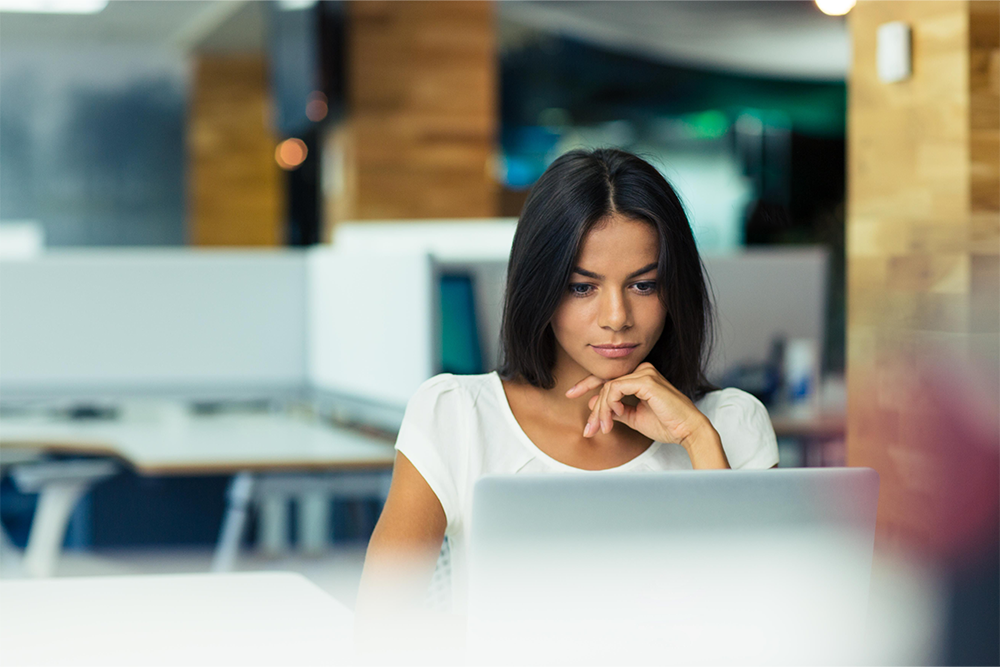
[{"xmin": 572, "ymin": 262, "xmax": 658, "ymax": 281}]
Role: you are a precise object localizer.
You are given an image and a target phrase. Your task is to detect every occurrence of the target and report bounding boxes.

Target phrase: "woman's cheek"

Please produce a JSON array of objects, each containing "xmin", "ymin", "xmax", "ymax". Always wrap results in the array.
[
  {"xmin": 552, "ymin": 300, "xmax": 589, "ymax": 344},
  {"xmin": 639, "ymin": 300, "xmax": 668, "ymax": 343}
]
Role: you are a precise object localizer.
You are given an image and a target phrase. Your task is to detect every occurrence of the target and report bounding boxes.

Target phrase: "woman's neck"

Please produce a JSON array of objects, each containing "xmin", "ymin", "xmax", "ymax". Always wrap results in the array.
[{"xmin": 518, "ymin": 349, "xmax": 601, "ymax": 428}]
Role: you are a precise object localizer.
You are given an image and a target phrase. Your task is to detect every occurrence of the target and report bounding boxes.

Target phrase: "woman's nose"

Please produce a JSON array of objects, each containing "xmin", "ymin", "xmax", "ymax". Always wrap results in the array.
[{"xmin": 598, "ymin": 290, "xmax": 631, "ymax": 331}]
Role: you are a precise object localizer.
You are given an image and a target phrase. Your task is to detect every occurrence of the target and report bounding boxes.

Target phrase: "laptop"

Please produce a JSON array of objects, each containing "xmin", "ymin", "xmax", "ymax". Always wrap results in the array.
[{"xmin": 467, "ymin": 468, "xmax": 879, "ymax": 664}]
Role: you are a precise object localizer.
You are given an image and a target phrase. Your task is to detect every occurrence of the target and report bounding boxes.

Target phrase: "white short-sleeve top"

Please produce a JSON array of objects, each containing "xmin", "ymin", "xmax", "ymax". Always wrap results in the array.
[{"xmin": 394, "ymin": 371, "xmax": 779, "ymax": 613}]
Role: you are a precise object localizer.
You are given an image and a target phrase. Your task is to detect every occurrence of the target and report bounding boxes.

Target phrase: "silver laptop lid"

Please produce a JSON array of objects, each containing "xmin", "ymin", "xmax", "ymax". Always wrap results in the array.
[{"xmin": 468, "ymin": 467, "xmax": 879, "ymax": 664}]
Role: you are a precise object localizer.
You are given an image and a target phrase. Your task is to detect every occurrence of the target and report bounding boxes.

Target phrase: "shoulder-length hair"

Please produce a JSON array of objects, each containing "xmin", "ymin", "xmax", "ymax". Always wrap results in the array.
[{"xmin": 497, "ymin": 147, "xmax": 716, "ymax": 400}]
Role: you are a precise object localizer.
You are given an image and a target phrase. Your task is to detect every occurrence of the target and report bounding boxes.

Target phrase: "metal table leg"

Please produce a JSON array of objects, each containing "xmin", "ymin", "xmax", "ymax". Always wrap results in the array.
[
  {"xmin": 259, "ymin": 491, "xmax": 289, "ymax": 557},
  {"xmin": 211, "ymin": 471, "xmax": 255, "ymax": 573},
  {"xmin": 10, "ymin": 459, "xmax": 117, "ymax": 578},
  {"xmin": 299, "ymin": 490, "xmax": 330, "ymax": 556},
  {"xmin": 254, "ymin": 470, "xmax": 392, "ymax": 556}
]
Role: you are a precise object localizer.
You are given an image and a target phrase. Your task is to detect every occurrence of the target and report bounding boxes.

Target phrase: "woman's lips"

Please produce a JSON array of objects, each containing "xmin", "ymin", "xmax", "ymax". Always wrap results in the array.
[{"xmin": 590, "ymin": 344, "xmax": 639, "ymax": 358}]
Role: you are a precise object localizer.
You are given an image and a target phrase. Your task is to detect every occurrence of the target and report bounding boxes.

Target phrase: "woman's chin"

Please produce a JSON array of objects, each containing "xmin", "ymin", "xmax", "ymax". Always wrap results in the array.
[{"xmin": 587, "ymin": 357, "xmax": 642, "ymax": 380}]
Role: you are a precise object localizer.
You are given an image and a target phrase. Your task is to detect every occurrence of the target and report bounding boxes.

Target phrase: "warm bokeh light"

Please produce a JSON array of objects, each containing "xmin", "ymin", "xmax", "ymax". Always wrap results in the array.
[
  {"xmin": 275, "ymin": 138, "xmax": 308, "ymax": 170},
  {"xmin": 815, "ymin": 0, "xmax": 856, "ymax": 16},
  {"xmin": 306, "ymin": 91, "xmax": 328, "ymax": 122}
]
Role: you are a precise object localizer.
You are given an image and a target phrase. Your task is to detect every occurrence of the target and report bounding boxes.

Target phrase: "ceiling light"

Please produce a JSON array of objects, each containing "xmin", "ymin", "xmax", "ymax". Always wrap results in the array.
[
  {"xmin": 815, "ymin": 0, "xmax": 856, "ymax": 17},
  {"xmin": 0, "ymin": 0, "xmax": 107, "ymax": 13},
  {"xmin": 277, "ymin": 0, "xmax": 316, "ymax": 10}
]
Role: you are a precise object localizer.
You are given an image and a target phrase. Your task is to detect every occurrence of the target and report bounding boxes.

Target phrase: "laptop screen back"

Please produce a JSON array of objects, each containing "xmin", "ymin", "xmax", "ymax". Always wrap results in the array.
[{"xmin": 467, "ymin": 468, "xmax": 878, "ymax": 664}]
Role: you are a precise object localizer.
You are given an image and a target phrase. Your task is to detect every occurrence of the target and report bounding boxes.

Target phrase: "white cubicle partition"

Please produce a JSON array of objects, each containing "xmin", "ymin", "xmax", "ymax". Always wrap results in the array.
[
  {"xmin": 306, "ymin": 246, "xmax": 435, "ymax": 412},
  {"xmin": 435, "ymin": 257, "xmax": 509, "ymax": 372},
  {"xmin": 333, "ymin": 218, "xmax": 517, "ymax": 261},
  {"xmin": 333, "ymin": 220, "xmax": 516, "ymax": 375},
  {"xmin": 427, "ymin": 246, "xmax": 829, "ymax": 384},
  {"xmin": 0, "ymin": 235, "xmax": 829, "ymax": 412},
  {"xmin": 0, "ymin": 221, "xmax": 45, "ymax": 259},
  {"xmin": 702, "ymin": 247, "xmax": 829, "ymax": 379},
  {"xmin": 330, "ymin": 223, "xmax": 829, "ymax": 391},
  {"xmin": 0, "ymin": 249, "xmax": 308, "ymax": 400},
  {"xmin": 0, "ymin": 243, "xmax": 442, "ymax": 415}
]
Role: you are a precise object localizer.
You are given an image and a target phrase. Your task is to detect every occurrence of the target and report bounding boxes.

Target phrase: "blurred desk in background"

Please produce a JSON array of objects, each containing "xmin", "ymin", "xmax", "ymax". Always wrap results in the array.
[
  {"xmin": 769, "ymin": 407, "xmax": 846, "ymax": 468},
  {"xmin": 0, "ymin": 410, "xmax": 395, "ymax": 577},
  {"xmin": 1, "ymin": 411, "xmax": 395, "ymax": 474},
  {"xmin": 0, "ymin": 571, "xmax": 353, "ymax": 666}
]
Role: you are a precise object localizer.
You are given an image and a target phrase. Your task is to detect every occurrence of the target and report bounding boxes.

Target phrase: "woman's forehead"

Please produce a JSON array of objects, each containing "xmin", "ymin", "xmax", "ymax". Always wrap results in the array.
[{"xmin": 577, "ymin": 216, "xmax": 659, "ymax": 268}]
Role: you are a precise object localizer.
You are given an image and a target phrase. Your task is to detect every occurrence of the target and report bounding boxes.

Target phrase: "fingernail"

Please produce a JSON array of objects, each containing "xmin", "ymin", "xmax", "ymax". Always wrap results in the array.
[
  {"xmin": 583, "ymin": 422, "xmax": 594, "ymax": 437},
  {"xmin": 601, "ymin": 419, "xmax": 609, "ymax": 434}
]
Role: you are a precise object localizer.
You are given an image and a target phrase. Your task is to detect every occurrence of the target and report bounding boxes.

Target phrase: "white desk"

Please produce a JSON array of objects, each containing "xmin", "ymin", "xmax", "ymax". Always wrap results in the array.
[
  {"xmin": 0, "ymin": 411, "xmax": 395, "ymax": 474},
  {"xmin": 0, "ymin": 571, "xmax": 355, "ymax": 666},
  {"xmin": 0, "ymin": 410, "xmax": 396, "ymax": 576}
]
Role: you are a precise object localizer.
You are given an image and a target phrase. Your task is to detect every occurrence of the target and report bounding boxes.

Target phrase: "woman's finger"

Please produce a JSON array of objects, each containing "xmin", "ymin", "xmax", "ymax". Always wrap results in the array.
[
  {"xmin": 599, "ymin": 380, "xmax": 618, "ymax": 434},
  {"xmin": 605, "ymin": 380, "xmax": 630, "ymax": 418},
  {"xmin": 585, "ymin": 381, "xmax": 610, "ymax": 437},
  {"xmin": 565, "ymin": 374, "xmax": 605, "ymax": 398},
  {"xmin": 603, "ymin": 380, "xmax": 630, "ymax": 431},
  {"xmin": 604, "ymin": 375, "xmax": 660, "ymax": 406},
  {"xmin": 584, "ymin": 398, "xmax": 600, "ymax": 437},
  {"xmin": 611, "ymin": 401, "xmax": 638, "ymax": 429}
]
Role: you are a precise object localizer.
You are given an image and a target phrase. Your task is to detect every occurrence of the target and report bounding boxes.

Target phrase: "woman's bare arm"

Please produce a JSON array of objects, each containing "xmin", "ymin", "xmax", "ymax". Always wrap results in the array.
[{"xmin": 354, "ymin": 452, "xmax": 448, "ymax": 645}]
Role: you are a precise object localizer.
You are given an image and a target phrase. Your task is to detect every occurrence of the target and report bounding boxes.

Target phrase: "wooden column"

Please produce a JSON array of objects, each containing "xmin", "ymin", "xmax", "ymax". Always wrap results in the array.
[
  {"xmin": 846, "ymin": 1, "xmax": 999, "ymax": 552},
  {"xmin": 188, "ymin": 56, "xmax": 285, "ymax": 246},
  {"xmin": 324, "ymin": 1, "xmax": 498, "ymax": 237}
]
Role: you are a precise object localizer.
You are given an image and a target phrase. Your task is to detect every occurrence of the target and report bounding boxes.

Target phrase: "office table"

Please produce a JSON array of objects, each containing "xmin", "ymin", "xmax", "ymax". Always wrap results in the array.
[
  {"xmin": 0, "ymin": 410, "xmax": 396, "ymax": 576},
  {"xmin": 769, "ymin": 407, "xmax": 846, "ymax": 467},
  {"xmin": 0, "ymin": 571, "xmax": 355, "ymax": 666}
]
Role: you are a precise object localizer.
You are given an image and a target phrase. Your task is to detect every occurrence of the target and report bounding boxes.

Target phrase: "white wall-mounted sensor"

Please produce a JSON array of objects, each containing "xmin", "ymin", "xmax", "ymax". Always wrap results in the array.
[{"xmin": 877, "ymin": 21, "xmax": 912, "ymax": 83}]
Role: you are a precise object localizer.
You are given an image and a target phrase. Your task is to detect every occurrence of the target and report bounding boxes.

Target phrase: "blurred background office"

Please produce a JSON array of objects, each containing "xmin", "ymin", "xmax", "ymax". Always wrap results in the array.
[
  {"xmin": 0, "ymin": 1, "xmax": 996, "ymax": 665},
  {"xmin": 1, "ymin": 0, "xmax": 850, "ymax": 418}
]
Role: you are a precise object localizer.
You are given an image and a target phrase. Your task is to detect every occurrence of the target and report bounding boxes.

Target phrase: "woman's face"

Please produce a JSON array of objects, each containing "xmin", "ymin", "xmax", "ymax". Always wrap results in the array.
[{"xmin": 550, "ymin": 214, "xmax": 667, "ymax": 383}]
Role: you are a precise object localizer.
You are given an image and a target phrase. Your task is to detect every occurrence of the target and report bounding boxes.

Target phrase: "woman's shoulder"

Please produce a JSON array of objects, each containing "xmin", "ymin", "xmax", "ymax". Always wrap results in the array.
[
  {"xmin": 694, "ymin": 387, "xmax": 775, "ymax": 439},
  {"xmin": 409, "ymin": 371, "xmax": 499, "ymax": 409},
  {"xmin": 695, "ymin": 386, "xmax": 770, "ymax": 416},
  {"xmin": 695, "ymin": 387, "xmax": 778, "ymax": 468}
]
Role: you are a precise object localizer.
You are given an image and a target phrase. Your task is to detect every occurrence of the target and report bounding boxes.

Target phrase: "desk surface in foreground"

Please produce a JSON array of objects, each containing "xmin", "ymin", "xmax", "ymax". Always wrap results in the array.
[{"xmin": 0, "ymin": 571, "xmax": 355, "ymax": 666}]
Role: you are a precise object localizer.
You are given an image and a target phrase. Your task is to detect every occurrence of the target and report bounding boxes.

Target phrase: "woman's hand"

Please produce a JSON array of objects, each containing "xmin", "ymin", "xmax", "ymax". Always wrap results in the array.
[{"xmin": 565, "ymin": 362, "xmax": 730, "ymax": 469}]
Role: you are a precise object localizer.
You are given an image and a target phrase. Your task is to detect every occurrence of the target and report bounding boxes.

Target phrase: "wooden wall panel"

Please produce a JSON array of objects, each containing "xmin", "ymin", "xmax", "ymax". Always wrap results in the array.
[
  {"xmin": 846, "ymin": 1, "xmax": 999, "ymax": 555},
  {"xmin": 188, "ymin": 56, "xmax": 284, "ymax": 246},
  {"xmin": 969, "ymin": 0, "xmax": 1000, "ymax": 375},
  {"xmin": 970, "ymin": 1, "xmax": 1000, "ymax": 222},
  {"xmin": 324, "ymin": 1, "xmax": 498, "ymax": 237}
]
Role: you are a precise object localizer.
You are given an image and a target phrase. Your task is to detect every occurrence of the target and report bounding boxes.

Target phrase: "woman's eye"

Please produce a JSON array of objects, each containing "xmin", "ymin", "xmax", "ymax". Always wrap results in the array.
[
  {"xmin": 633, "ymin": 281, "xmax": 657, "ymax": 294},
  {"xmin": 568, "ymin": 283, "xmax": 593, "ymax": 297}
]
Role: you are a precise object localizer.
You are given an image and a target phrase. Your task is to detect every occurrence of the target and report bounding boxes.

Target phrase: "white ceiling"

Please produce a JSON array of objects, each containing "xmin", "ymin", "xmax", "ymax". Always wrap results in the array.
[
  {"xmin": 0, "ymin": 0, "xmax": 849, "ymax": 80},
  {"xmin": 499, "ymin": 1, "xmax": 849, "ymax": 81},
  {"xmin": 0, "ymin": 0, "xmax": 253, "ymax": 51}
]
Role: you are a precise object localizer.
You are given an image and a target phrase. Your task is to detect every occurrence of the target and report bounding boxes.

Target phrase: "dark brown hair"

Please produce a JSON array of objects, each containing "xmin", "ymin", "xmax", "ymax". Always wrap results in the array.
[{"xmin": 497, "ymin": 148, "xmax": 716, "ymax": 400}]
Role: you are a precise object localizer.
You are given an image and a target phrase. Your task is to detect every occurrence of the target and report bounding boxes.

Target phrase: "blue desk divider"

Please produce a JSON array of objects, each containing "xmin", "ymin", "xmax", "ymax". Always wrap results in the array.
[{"xmin": 439, "ymin": 273, "xmax": 485, "ymax": 376}]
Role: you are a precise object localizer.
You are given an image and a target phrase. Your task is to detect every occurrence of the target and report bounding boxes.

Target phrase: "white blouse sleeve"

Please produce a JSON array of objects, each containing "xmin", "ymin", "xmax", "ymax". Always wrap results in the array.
[
  {"xmin": 393, "ymin": 373, "xmax": 468, "ymax": 531},
  {"xmin": 702, "ymin": 388, "xmax": 780, "ymax": 469}
]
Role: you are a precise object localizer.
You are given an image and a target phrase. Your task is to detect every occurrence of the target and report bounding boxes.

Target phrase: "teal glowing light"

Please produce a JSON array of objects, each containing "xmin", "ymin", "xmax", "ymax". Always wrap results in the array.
[{"xmin": 683, "ymin": 110, "xmax": 730, "ymax": 139}]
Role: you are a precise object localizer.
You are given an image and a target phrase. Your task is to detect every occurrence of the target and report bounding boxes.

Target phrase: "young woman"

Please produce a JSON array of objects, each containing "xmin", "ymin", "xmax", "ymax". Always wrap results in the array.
[{"xmin": 354, "ymin": 148, "xmax": 779, "ymax": 639}]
